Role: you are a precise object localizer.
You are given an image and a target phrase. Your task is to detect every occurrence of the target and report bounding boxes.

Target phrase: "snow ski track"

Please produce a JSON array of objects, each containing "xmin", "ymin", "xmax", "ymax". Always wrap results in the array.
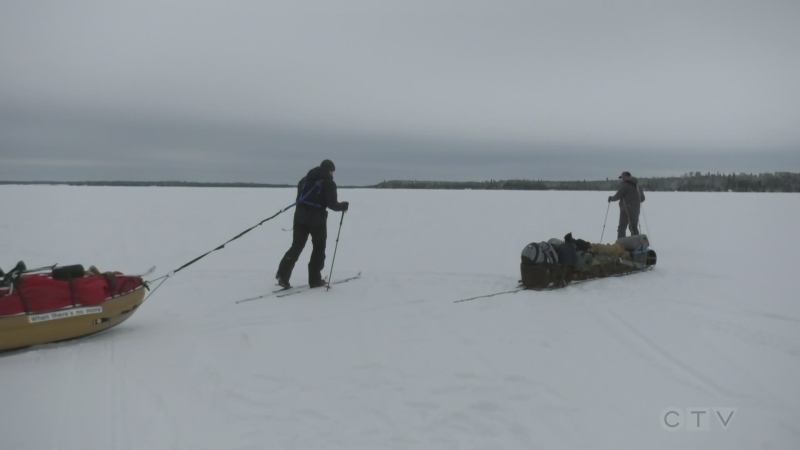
[
  {"xmin": 650, "ymin": 301, "xmax": 800, "ymax": 358},
  {"xmin": 743, "ymin": 310, "xmax": 800, "ymax": 324},
  {"xmin": 603, "ymin": 308, "xmax": 738, "ymax": 397},
  {"xmin": 51, "ymin": 347, "xmax": 80, "ymax": 450},
  {"xmin": 650, "ymin": 295, "xmax": 800, "ymax": 326},
  {"xmin": 579, "ymin": 304, "xmax": 713, "ymax": 396},
  {"xmin": 108, "ymin": 337, "xmax": 127, "ymax": 450},
  {"xmin": 223, "ymin": 299, "xmax": 421, "ymax": 329}
]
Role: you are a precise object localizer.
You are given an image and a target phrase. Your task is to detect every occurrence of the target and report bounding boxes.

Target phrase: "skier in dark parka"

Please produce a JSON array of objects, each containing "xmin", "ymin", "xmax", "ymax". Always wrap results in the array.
[
  {"xmin": 608, "ymin": 171, "xmax": 645, "ymax": 239},
  {"xmin": 276, "ymin": 159, "xmax": 349, "ymax": 288}
]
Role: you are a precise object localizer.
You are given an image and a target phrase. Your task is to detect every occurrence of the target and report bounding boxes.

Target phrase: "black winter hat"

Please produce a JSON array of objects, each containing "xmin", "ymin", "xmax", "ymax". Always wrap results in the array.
[{"xmin": 321, "ymin": 159, "xmax": 336, "ymax": 172}]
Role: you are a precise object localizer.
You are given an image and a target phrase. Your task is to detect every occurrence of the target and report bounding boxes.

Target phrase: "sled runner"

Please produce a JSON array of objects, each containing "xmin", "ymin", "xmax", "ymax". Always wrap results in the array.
[{"xmin": 0, "ymin": 262, "xmax": 150, "ymax": 352}]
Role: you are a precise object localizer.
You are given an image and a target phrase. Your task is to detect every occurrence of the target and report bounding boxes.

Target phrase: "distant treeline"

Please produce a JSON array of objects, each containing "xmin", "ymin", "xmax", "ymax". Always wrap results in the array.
[
  {"xmin": 2, "ymin": 172, "xmax": 799, "ymax": 192},
  {"xmin": 374, "ymin": 172, "xmax": 800, "ymax": 192}
]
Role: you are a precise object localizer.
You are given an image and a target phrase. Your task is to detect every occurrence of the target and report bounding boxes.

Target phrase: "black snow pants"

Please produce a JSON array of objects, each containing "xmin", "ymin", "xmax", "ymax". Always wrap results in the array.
[{"xmin": 276, "ymin": 208, "xmax": 327, "ymax": 285}]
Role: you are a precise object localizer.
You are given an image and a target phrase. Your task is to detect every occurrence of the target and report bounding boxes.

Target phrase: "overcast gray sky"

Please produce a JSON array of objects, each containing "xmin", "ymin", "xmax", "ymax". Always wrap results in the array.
[{"xmin": 2, "ymin": 0, "xmax": 798, "ymax": 185}]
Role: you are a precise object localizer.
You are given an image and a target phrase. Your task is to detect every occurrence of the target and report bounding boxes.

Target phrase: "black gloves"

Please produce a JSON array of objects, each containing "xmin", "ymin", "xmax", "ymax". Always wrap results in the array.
[
  {"xmin": 340, "ymin": 201, "xmax": 349, "ymax": 212},
  {"xmin": 608, "ymin": 196, "xmax": 613, "ymax": 203}
]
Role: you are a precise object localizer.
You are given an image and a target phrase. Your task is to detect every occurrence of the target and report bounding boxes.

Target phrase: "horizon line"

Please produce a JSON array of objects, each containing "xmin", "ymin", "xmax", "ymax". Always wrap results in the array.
[{"xmin": 2, "ymin": 170, "xmax": 799, "ymax": 186}]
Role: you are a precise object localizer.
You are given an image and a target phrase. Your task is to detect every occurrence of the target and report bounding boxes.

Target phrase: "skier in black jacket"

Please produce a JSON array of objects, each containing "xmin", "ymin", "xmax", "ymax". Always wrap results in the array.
[{"xmin": 276, "ymin": 159, "xmax": 349, "ymax": 288}]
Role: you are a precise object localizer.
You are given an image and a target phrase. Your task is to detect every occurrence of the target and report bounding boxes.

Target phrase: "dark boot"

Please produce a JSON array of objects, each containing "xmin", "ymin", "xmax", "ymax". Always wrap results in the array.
[
  {"xmin": 275, "ymin": 273, "xmax": 291, "ymax": 289},
  {"xmin": 309, "ymin": 279, "xmax": 327, "ymax": 288}
]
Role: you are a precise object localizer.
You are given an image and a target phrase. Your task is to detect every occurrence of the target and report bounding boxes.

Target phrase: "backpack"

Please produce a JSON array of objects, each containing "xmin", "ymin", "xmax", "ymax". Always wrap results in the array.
[
  {"xmin": 521, "ymin": 242, "xmax": 559, "ymax": 265},
  {"xmin": 552, "ymin": 242, "xmax": 578, "ymax": 266}
]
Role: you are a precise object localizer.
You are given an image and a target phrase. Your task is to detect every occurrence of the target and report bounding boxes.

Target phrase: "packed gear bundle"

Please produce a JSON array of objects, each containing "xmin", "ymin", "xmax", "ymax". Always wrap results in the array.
[
  {"xmin": 519, "ymin": 233, "xmax": 656, "ymax": 290},
  {"xmin": 0, "ymin": 261, "xmax": 151, "ymax": 352}
]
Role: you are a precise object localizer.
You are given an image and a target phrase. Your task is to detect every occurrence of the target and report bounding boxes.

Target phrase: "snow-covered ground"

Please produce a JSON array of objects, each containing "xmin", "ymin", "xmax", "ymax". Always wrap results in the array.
[{"xmin": 1, "ymin": 185, "xmax": 798, "ymax": 450}]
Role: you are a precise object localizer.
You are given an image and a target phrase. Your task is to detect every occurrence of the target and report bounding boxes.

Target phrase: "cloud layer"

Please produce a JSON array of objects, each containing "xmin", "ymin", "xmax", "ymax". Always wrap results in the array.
[{"xmin": 2, "ymin": 1, "xmax": 799, "ymax": 183}]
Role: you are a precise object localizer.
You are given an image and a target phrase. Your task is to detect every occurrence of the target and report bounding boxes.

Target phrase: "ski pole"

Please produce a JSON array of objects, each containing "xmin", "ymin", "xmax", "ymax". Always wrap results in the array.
[
  {"xmin": 641, "ymin": 203, "xmax": 651, "ymax": 241},
  {"xmin": 326, "ymin": 211, "xmax": 346, "ymax": 290},
  {"xmin": 600, "ymin": 202, "xmax": 610, "ymax": 243}
]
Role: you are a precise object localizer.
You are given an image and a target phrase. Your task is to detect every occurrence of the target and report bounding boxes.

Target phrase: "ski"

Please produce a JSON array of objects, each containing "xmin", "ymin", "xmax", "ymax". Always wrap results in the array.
[
  {"xmin": 276, "ymin": 272, "xmax": 362, "ymax": 298},
  {"xmin": 235, "ymin": 289, "xmax": 288, "ymax": 304},
  {"xmin": 236, "ymin": 288, "xmax": 291, "ymax": 304},
  {"xmin": 235, "ymin": 281, "xmax": 315, "ymax": 303},
  {"xmin": 235, "ymin": 272, "xmax": 362, "ymax": 304}
]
